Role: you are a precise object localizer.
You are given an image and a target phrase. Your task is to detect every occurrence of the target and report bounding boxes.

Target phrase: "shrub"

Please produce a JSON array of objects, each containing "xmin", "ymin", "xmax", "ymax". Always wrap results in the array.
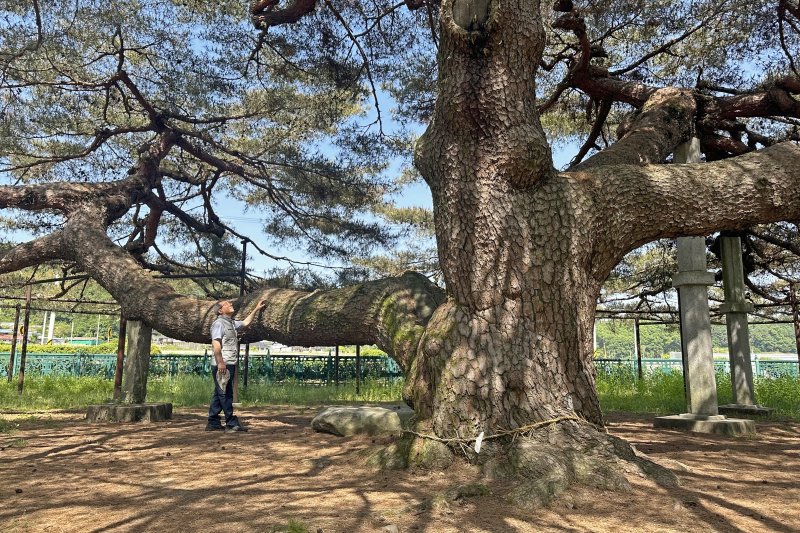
[{"xmin": 0, "ymin": 341, "xmax": 161, "ymax": 355}]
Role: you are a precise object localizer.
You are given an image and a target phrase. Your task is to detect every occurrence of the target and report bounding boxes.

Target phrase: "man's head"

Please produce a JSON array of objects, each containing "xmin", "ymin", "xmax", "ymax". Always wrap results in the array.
[{"xmin": 217, "ymin": 300, "xmax": 235, "ymax": 316}]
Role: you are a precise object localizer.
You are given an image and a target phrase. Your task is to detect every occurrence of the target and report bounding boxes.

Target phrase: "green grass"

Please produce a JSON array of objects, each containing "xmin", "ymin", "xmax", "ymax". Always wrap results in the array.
[
  {"xmin": 0, "ymin": 374, "xmax": 403, "ymax": 410},
  {"xmin": 145, "ymin": 375, "xmax": 404, "ymax": 406},
  {"xmin": 146, "ymin": 375, "xmax": 403, "ymax": 406},
  {"xmin": 239, "ymin": 378, "xmax": 404, "ymax": 406},
  {"xmin": 147, "ymin": 374, "xmax": 213, "ymax": 407},
  {"xmin": 597, "ymin": 368, "xmax": 800, "ymax": 419},
  {"xmin": 0, "ymin": 418, "xmax": 17, "ymax": 433},
  {"xmin": 597, "ymin": 369, "xmax": 688, "ymax": 415},
  {"xmin": 751, "ymin": 375, "xmax": 800, "ymax": 418},
  {"xmin": 1, "ymin": 371, "xmax": 797, "ymax": 420},
  {"xmin": 264, "ymin": 519, "xmax": 310, "ymax": 533},
  {"xmin": 0, "ymin": 375, "xmax": 114, "ymax": 410}
]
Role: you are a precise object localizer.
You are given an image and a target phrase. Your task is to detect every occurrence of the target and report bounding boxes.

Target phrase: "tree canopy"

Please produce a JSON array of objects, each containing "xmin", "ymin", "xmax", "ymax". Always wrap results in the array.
[{"xmin": 2, "ymin": 1, "xmax": 799, "ymax": 290}]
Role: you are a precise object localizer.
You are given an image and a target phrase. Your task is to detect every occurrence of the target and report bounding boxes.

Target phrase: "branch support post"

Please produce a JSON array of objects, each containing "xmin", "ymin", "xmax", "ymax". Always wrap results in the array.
[{"xmin": 655, "ymin": 140, "xmax": 755, "ymax": 434}]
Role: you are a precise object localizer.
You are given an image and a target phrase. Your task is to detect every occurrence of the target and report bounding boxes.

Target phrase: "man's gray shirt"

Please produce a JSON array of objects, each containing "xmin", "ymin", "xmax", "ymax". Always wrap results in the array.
[{"xmin": 211, "ymin": 316, "xmax": 243, "ymax": 365}]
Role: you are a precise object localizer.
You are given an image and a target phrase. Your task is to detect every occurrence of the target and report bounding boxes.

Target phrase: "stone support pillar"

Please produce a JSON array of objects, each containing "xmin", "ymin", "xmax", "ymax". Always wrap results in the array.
[
  {"xmin": 673, "ymin": 236, "xmax": 719, "ymax": 415},
  {"xmin": 122, "ymin": 320, "xmax": 152, "ymax": 404},
  {"xmin": 654, "ymin": 139, "xmax": 756, "ymax": 435},
  {"xmin": 86, "ymin": 320, "xmax": 171, "ymax": 423},
  {"xmin": 719, "ymin": 236, "xmax": 756, "ymax": 406},
  {"xmin": 671, "ymin": 139, "xmax": 719, "ymax": 416}
]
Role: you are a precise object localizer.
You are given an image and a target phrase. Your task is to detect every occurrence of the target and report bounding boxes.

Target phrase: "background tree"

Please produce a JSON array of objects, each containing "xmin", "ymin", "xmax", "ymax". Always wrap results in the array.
[{"xmin": 3, "ymin": 0, "xmax": 800, "ymax": 504}]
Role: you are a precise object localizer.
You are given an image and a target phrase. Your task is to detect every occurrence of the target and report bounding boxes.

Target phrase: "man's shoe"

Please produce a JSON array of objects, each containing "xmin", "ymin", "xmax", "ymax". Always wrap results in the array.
[
  {"xmin": 225, "ymin": 425, "xmax": 249, "ymax": 433},
  {"xmin": 205, "ymin": 424, "xmax": 224, "ymax": 431}
]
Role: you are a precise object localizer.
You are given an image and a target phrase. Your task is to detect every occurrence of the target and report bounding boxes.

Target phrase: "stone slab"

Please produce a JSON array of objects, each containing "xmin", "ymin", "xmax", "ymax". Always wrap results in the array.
[
  {"xmin": 311, "ymin": 404, "xmax": 414, "ymax": 437},
  {"xmin": 718, "ymin": 404, "xmax": 774, "ymax": 417},
  {"xmin": 86, "ymin": 403, "xmax": 173, "ymax": 423},
  {"xmin": 653, "ymin": 413, "xmax": 756, "ymax": 436}
]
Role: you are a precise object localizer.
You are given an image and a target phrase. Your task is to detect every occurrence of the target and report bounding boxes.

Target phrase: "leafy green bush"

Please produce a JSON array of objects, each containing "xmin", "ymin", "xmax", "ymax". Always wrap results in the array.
[
  {"xmin": 0, "ymin": 341, "xmax": 161, "ymax": 355},
  {"xmin": 595, "ymin": 320, "xmax": 800, "ymax": 358},
  {"xmin": 356, "ymin": 345, "xmax": 388, "ymax": 357},
  {"xmin": 335, "ymin": 345, "xmax": 388, "ymax": 357}
]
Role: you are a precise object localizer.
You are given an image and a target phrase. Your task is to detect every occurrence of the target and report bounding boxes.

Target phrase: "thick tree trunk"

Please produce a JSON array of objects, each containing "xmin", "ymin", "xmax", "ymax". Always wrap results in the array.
[
  {"xmin": 398, "ymin": 0, "xmax": 681, "ymax": 505},
  {"xmin": 406, "ymin": 180, "xmax": 604, "ymax": 433},
  {"xmin": 412, "ymin": 0, "xmax": 598, "ymax": 431}
]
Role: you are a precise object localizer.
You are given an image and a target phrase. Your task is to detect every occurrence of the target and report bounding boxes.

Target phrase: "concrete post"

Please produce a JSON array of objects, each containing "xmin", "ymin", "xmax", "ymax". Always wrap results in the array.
[
  {"xmin": 86, "ymin": 319, "xmax": 171, "ymax": 423},
  {"xmin": 717, "ymin": 237, "xmax": 773, "ymax": 417},
  {"xmin": 673, "ymin": 236, "xmax": 719, "ymax": 415},
  {"xmin": 671, "ymin": 138, "xmax": 718, "ymax": 415},
  {"xmin": 122, "ymin": 320, "xmax": 152, "ymax": 404},
  {"xmin": 47, "ymin": 312, "xmax": 56, "ymax": 342},
  {"xmin": 719, "ymin": 236, "xmax": 756, "ymax": 405},
  {"xmin": 654, "ymin": 139, "xmax": 756, "ymax": 435}
]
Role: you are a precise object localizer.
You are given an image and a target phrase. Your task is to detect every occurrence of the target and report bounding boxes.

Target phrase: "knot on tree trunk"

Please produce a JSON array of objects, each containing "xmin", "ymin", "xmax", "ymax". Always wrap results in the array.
[{"xmin": 452, "ymin": 0, "xmax": 491, "ymax": 32}]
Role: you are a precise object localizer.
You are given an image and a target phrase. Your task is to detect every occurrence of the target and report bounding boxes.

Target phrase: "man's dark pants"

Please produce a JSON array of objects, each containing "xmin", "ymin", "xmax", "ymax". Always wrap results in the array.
[{"xmin": 208, "ymin": 363, "xmax": 239, "ymax": 428}]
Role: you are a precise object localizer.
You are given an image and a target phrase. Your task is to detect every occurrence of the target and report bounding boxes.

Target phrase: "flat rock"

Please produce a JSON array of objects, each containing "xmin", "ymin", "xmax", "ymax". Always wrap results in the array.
[{"xmin": 311, "ymin": 405, "xmax": 413, "ymax": 437}]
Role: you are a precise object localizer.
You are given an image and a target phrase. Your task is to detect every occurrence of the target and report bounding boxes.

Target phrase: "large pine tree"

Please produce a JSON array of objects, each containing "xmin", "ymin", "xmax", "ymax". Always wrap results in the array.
[{"xmin": 2, "ymin": 0, "xmax": 800, "ymax": 502}]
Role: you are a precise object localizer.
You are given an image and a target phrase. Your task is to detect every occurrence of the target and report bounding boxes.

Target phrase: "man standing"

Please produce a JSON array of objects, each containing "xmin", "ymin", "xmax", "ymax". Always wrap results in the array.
[{"xmin": 206, "ymin": 298, "xmax": 266, "ymax": 432}]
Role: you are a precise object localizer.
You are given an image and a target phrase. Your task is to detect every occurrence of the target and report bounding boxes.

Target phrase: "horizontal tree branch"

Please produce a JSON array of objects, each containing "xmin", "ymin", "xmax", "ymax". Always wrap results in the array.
[
  {"xmin": 251, "ymin": 0, "xmax": 317, "ymax": 30},
  {"xmin": 0, "ymin": 231, "xmax": 67, "ymax": 274},
  {"xmin": 581, "ymin": 142, "xmax": 800, "ymax": 280},
  {"xmin": 571, "ymin": 88, "xmax": 695, "ymax": 170},
  {"xmin": 0, "ymin": 133, "xmax": 175, "ymax": 224},
  {"xmin": 53, "ymin": 213, "xmax": 444, "ymax": 368},
  {"xmin": 0, "ymin": 177, "xmax": 145, "ymax": 214}
]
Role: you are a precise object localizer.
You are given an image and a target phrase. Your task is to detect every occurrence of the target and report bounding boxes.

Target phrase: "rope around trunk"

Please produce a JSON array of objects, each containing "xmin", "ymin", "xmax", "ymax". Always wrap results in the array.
[{"xmin": 402, "ymin": 414, "xmax": 601, "ymax": 446}]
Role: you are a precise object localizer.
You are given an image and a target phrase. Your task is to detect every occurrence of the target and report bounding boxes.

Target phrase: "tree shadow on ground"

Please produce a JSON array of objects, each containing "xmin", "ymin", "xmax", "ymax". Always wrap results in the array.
[{"xmin": 0, "ymin": 408, "xmax": 798, "ymax": 532}]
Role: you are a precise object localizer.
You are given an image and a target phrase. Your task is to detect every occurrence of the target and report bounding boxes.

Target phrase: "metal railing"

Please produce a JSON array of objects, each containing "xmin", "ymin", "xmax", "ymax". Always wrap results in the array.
[
  {"xmin": 0, "ymin": 352, "xmax": 404, "ymax": 383},
  {"xmin": 594, "ymin": 357, "xmax": 799, "ymax": 378},
  {"xmin": 2, "ymin": 353, "xmax": 797, "ymax": 381}
]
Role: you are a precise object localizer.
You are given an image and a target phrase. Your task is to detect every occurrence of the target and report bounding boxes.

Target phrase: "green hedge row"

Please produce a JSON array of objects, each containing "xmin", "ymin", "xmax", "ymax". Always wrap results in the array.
[
  {"xmin": 0, "ymin": 342, "xmax": 162, "ymax": 355},
  {"xmin": 0, "ymin": 343, "xmax": 392, "ymax": 357}
]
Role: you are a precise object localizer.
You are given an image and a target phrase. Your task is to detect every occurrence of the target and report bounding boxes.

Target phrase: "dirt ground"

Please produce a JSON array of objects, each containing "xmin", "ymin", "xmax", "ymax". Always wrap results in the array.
[{"xmin": 1, "ymin": 406, "xmax": 798, "ymax": 533}]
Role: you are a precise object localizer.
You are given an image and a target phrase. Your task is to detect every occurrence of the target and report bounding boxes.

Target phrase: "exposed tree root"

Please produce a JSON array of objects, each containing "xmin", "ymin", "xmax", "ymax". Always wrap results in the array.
[
  {"xmin": 367, "ymin": 418, "xmax": 679, "ymax": 508},
  {"xmin": 483, "ymin": 422, "xmax": 679, "ymax": 507}
]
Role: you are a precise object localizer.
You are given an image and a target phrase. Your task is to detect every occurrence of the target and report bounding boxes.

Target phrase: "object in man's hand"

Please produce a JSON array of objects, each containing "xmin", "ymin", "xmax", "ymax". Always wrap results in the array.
[{"xmin": 216, "ymin": 370, "xmax": 230, "ymax": 389}]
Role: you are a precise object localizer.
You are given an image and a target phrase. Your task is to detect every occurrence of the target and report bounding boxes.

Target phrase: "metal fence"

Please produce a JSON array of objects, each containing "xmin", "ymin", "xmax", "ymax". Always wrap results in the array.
[
  {"xmin": 594, "ymin": 358, "xmax": 799, "ymax": 378},
  {"xmin": 0, "ymin": 352, "xmax": 403, "ymax": 383},
  {"xmin": 3, "ymin": 353, "xmax": 798, "ymax": 382}
]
